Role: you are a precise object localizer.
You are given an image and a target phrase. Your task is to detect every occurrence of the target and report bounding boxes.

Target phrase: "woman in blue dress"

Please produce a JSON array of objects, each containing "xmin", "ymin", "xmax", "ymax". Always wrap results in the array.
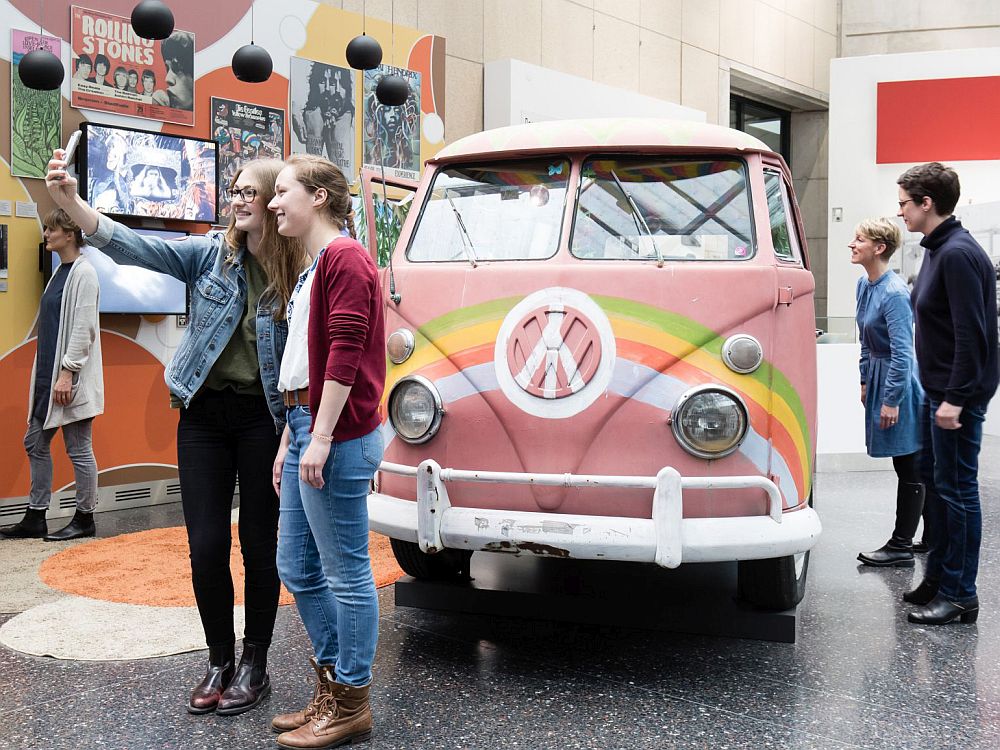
[{"xmin": 851, "ymin": 218, "xmax": 925, "ymax": 567}]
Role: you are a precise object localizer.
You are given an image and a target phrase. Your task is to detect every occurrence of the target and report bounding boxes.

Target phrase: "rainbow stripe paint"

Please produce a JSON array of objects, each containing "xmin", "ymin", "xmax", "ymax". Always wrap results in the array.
[{"xmin": 383, "ymin": 295, "xmax": 813, "ymax": 507}]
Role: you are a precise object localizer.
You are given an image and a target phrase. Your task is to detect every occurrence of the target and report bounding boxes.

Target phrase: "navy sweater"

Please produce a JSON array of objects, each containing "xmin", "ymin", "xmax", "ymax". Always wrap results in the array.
[{"xmin": 911, "ymin": 216, "xmax": 999, "ymax": 407}]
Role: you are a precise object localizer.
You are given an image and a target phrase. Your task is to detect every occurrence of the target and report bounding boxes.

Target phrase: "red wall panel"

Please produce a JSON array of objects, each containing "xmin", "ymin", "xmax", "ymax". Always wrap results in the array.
[{"xmin": 876, "ymin": 76, "xmax": 1000, "ymax": 164}]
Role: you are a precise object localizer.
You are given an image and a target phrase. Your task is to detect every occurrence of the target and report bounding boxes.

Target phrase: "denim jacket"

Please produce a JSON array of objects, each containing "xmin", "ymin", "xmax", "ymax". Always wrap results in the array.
[{"xmin": 87, "ymin": 214, "xmax": 288, "ymax": 431}]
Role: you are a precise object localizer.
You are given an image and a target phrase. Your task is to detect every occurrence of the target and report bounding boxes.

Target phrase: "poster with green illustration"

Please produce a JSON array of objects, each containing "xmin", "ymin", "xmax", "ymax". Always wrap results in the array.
[
  {"xmin": 353, "ymin": 192, "xmax": 413, "ymax": 269},
  {"xmin": 11, "ymin": 30, "xmax": 63, "ymax": 179}
]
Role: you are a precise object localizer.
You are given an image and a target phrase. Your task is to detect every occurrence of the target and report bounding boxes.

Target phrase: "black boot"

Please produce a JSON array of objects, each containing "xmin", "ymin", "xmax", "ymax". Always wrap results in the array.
[
  {"xmin": 908, "ymin": 594, "xmax": 980, "ymax": 625},
  {"xmin": 913, "ymin": 486, "xmax": 936, "ymax": 553},
  {"xmin": 857, "ymin": 481, "xmax": 923, "ymax": 567},
  {"xmin": 858, "ymin": 542, "xmax": 914, "ymax": 567},
  {"xmin": 903, "ymin": 578, "xmax": 939, "ymax": 605},
  {"xmin": 216, "ymin": 641, "xmax": 271, "ymax": 716},
  {"xmin": 1, "ymin": 508, "xmax": 48, "ymax": 539},
  {"xmin": 189, "ymin": 643, "xmax": 236, "ymax": 714},
  {"xmin": 44, "ymin": 509, "xmax": 95, "ymax": 541}
]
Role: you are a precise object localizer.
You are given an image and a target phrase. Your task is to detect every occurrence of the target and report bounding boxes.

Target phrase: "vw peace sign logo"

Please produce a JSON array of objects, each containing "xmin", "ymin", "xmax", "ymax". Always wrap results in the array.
[
  {"xmin": 507, "ymin": 305, "xmax": 601, "ymax": 398},
  {"xmin": 495, "ymin": 288, "xmax": 616, "ymax": 418}
]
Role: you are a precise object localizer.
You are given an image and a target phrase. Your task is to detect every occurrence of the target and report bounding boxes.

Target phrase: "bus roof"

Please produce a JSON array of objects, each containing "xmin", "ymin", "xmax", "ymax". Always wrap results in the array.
[{"xmin": 433, "ymin": 118, "xmax": 774, "ymax": 163}]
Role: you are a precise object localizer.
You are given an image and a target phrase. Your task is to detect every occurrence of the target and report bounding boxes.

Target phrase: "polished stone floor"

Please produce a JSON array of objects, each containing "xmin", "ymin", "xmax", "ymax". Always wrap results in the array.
[{"xmin": 4, "ymin": 439, "xmax": 1000, "ymax": 749}]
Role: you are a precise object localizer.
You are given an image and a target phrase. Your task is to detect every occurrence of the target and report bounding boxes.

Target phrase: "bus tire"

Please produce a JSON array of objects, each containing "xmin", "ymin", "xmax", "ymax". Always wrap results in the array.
[
  {"xmin": 737, "ymin": 551, "xmax": 809, "ymax": 611},
  {"xmin": 390, "ymin": 538, "xmax": 473, "ymax": 581}
]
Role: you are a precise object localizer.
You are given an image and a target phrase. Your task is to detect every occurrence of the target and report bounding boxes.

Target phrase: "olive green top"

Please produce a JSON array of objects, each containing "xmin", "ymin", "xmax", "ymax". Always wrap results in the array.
[{"xmin": 202, "ymin": 252, "xmax": 267, "ymax": 397}]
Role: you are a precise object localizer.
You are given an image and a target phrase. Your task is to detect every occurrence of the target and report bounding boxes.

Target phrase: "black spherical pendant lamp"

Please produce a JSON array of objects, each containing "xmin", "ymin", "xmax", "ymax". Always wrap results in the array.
[
  {"xmin": 232, "ymin": 43, "xmax": 272, "ymax": 83},
  {"xmin": 376, "ymin": 75, "xmax": 409, "ymax": 106},
  {"xmin": 131, "ymin": 0, "xmax": 175, "ymax": 40},
  {"xmin": 346, "ymin": 34, "xmax": 382, "ymax": 70},
  {"xmin": 18, "ymin": 47, "xmax": 64, "ymax": 90}
]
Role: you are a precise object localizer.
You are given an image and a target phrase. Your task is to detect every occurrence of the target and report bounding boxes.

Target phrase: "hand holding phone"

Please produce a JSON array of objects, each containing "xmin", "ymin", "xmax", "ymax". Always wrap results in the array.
[{"xmin": 62, "ymin": 130, "xmax": 82, "ymax": 169}]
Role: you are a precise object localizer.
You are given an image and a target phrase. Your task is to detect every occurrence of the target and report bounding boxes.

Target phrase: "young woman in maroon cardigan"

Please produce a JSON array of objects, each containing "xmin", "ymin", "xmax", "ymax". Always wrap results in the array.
[{"xmin": 267, "ymin": 154, "xmax": 385, "ymax": 749}]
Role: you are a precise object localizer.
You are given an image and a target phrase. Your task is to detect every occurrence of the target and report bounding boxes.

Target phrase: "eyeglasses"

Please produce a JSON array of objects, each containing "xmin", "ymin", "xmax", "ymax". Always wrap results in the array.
[
  {"xmin": 897, "ymin": 199, "xmax": 915, "ymax": 209},
  {"xmin": 228, "ymin": 187, "xmax": 258, "ymax": 203}
]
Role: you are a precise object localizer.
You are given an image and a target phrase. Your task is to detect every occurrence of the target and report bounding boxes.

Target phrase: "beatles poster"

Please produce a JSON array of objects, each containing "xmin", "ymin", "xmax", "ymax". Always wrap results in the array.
[
  {"xmin": 289, "ymin": 57, "xmax": 357, "ymax": 183},
  {"xmin": 212, "ymin": 97, "xmax": 286, "ymax": 222},
  {"xmin": 362, "ymin": 65, "xmax": 420, "ymax": 181},
  {"xmin": 10, "ymin": 30, "xmax": 62, "ymax": 179},
  {"xmin": 70, "ymin": 5, "xmax": 195, "ymax": 126}
]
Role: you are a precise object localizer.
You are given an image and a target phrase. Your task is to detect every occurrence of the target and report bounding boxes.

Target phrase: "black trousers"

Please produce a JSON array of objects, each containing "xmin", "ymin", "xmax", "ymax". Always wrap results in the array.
[{"xmin": 177, "ymin": 389, "xmax": 281, "ymax": 649}]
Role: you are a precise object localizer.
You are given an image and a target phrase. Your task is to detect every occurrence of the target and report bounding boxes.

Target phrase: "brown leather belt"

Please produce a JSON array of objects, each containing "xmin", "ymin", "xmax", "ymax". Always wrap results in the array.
[{"xmin": 282, "ymin": 388, "xmax": 310, "ymax": 407}]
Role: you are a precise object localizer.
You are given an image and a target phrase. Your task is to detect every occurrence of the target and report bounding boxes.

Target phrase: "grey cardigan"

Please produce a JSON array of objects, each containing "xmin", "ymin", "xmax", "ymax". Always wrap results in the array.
[{"xmin": 28, "ymin": 256, "xmax": 104, "ymax": 429}]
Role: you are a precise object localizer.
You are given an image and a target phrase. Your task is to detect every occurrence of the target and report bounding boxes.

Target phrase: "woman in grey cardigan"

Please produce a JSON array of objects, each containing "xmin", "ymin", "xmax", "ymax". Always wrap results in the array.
[{"xmin": 2, "ymin": 209, "xmax": 104, "ymax": 541}]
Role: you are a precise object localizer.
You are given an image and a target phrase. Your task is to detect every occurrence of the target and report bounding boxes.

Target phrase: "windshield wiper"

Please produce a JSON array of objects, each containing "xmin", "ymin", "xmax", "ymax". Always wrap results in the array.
[
  {"xmin": 444, "ymin": 189, "xmax": 478, "ymax": 267},
  {"xmin": 609, "ymin": 170, "xmax": 663, "ymax": 267}
]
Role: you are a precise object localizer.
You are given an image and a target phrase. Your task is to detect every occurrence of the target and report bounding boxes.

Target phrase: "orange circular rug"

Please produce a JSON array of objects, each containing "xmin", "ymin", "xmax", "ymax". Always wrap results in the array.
[{"xmin": 39, "ymin": 526, "xmax": 404, "ymax": 607}]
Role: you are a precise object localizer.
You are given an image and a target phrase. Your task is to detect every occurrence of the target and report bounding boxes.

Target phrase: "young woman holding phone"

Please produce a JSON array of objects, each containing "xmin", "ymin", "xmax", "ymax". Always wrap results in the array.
[{"xmin": 45, "ymin": 149, "xmax": 306, "ymax": 716}]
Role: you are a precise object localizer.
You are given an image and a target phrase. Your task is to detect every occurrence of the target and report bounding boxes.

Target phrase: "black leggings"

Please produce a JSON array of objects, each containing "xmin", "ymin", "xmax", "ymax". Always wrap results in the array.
[
  {"xmin": 177, "ymin": 389, "xmax": 281, "ymax": 649},
  {"xmin": 892, "ymin": 451, "xmax": 920, "ymax": 484}
]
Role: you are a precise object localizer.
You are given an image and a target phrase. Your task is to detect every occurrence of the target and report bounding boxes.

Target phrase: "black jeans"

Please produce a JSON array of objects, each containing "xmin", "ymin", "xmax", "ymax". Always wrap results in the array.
[{"xmin": 178, "ymin": 389, "xmax": 281, "ymax": 649}]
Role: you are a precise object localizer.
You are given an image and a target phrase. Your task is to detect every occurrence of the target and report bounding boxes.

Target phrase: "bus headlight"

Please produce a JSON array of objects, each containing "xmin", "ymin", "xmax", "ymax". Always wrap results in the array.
[
  {"xmin": 670, "ymin": 385, "xmax": 749, "ymax": 459},
  {"xmin": 388, "ymin": 375, "xmax": 443, "ymax": 444}
]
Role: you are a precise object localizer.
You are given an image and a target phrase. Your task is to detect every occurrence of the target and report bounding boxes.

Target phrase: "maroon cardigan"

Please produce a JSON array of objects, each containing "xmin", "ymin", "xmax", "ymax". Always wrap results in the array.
[{"xmin": 307, "ymin": 236, "xmax": 386, "ymax": 440}]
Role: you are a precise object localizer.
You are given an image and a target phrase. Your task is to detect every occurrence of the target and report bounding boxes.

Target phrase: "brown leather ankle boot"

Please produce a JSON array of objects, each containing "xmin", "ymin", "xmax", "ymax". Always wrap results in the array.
[
  {"xmin": 217, "ymin": 641, "xmax": 270, "ymax": 716},
  {"xmin": 187, "ymin": 644, "xmax": 236, "ymax": 714},
  {"xmin": 275, "ymin": 677, "xmax": 372, "ymax": 748},
  {"xmin": 271, "ymin": 657, "xmax": 333, "ymax": 733}
]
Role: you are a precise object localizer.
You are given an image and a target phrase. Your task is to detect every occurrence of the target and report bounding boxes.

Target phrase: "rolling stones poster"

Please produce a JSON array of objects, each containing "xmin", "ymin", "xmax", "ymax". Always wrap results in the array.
[
  {"xmin": 289, "ymin": 57, "xmax": 356, "ymax": 183},
  {"xmin": 70, "ymin": 5, "xmax": 195, "ymax": 126},
  {"xmin": 212, "ymin": 98, "xmax": 286, "ymax": 223},
  {"xmin": 362, "ymin": 65, "xmax": 420, "ymax": 182},
  {"xmin": 10, "ymin": 30, "xmax": 63, "ymax": 179}
]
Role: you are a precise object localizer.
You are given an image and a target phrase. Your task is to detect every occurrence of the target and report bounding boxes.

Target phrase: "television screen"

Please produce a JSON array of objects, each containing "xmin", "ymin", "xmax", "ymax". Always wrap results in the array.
[
  {"xmin": 80, "ymin": 122, "xmax": 218, "ymax": 223},
  {"xmin": 52, "ymin": 229, "xmax": 189, "ymax": 315}
]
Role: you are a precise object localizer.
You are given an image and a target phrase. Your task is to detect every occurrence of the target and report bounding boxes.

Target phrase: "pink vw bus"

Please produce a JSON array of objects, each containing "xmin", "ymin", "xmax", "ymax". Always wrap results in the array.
[{"xmin": 362, "ymin": 118, "xmax": 821, "ymax": 610}]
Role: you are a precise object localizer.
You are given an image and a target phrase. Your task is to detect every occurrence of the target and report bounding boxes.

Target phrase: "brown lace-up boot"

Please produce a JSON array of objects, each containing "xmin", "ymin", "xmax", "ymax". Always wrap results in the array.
[
  {"xmin": 271, "ymin": 657, "xmax": 333, "ymax": 733},
  {"xmin": 275, "ymin": 678, "xmax": 372, "ymax": 748}
]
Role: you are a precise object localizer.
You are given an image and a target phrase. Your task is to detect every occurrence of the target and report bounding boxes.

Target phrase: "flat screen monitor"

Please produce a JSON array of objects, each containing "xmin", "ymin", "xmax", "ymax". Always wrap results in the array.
[
  {"xmin": 79, "ymin": 122, "xmax": 219, "ymax": 224},
  {"xmin": 52, "ymin": 229, "xmax": 189, "ymax": 315}
]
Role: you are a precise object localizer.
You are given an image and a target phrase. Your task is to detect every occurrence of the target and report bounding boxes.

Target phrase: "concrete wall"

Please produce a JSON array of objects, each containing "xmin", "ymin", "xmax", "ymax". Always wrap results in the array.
[
  {"xmin": 329, "ymin": 0, "xmax": 840, "ymax": 140},
  {"xmin": 841, "ymin": 1, "xmax": 1000, "ymax": 57},
  {"xmin": 791, "ymin": 109, "xmax": 829, "ymax": 318}
]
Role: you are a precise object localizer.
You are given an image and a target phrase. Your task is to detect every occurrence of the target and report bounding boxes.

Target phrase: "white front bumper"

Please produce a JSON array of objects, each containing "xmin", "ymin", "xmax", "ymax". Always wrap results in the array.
[{"xmin": 369, "ymin": 461, "xmax": 821, "ymax": 568}]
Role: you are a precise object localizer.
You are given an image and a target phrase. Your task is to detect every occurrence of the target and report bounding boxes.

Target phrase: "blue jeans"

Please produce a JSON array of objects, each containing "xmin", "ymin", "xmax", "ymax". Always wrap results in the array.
[
  {"xmin": 276, "ymin": 406, "xmax": 383, "ymax": 686},
  {"xmin": 919, "ymin": 397, "xmax": 988, "ymax": 602}
]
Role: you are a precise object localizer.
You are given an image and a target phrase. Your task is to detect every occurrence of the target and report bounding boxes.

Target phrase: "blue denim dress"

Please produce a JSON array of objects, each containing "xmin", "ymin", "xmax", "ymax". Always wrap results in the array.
[{"xmin": 857, "ymin": 271, "xmax": 923, "ymax": 458}]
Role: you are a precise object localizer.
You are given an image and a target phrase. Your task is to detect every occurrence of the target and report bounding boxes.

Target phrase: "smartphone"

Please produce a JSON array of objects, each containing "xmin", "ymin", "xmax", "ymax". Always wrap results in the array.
[{"xmin": 62, "ymin": 129, "xmax": 82, "ymax": 167}]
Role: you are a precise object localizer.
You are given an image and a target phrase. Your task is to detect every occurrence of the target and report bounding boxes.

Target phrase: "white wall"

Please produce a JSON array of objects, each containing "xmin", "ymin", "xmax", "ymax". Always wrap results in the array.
[
  {"xmin": 484, "ymin": 59, "xmax": 705, "ymax": 129},
  {"xmin": 827, "ymin": 48, "xmax": 1000, "ymax": 322}
]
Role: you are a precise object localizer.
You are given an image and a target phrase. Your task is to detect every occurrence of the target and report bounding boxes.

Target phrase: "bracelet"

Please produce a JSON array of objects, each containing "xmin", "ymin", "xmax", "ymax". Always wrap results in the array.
[{"xmin": 311, "ymin": 432, "xmax": 334, "ymax": 443}]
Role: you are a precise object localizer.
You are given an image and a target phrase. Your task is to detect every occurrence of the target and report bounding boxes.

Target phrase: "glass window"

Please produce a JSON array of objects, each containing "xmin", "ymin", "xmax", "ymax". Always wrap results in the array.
[
  {"xmin": 406, "ymin": 160, "xmax": 570, "ymax": 262},
  {"xmin": 571, "ymin": 157, "xmax": 755, "ymax": 261},
  {"xmin": 764, "ymin": 170, "xmax": 802, "ymax": 263},
  {"xmin": 730, "ymin": 96, "xmax": 790, "ymax": 163}
]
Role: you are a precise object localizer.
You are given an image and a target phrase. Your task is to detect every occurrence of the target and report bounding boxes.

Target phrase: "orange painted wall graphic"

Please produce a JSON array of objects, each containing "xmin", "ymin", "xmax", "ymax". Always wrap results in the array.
[{"xmin": 0, "ymin": 0, "xmax": 446, "ymax": 506}]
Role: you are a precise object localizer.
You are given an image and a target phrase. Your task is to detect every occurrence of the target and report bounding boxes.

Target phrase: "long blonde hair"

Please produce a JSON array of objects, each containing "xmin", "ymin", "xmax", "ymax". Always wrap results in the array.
[
  {"xmin": 223, "ymin": 158, "xmax": 306, "ymax": 321},
  {"xmin": 283, "ymin": 154, "xmax": 357, "ymax": 239}
]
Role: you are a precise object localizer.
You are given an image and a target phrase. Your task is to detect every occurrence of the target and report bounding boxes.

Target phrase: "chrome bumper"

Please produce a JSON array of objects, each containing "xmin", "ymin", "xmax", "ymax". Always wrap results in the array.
[{"xmin": 369, "ymin": 460, "xmax": 821, "ymax": 568}]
